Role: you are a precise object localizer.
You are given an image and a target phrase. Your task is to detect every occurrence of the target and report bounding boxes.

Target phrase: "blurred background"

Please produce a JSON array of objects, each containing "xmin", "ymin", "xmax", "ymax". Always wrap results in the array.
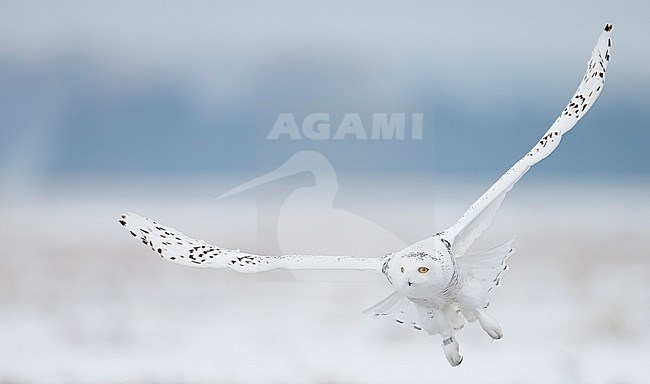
[{"xmin": 1, "ymin": 1, "xmax": 649, "ymax": 383}]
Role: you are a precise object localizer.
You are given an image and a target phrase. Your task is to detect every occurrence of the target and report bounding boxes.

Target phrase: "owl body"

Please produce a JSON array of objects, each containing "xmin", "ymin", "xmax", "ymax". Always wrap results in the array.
[
  {"xmin": 381, "ymin": 235, "xmax": 497, "ymax": 319},
  {"xmin": 376, "ymin": 235, "xmax": 510, "ymax": 365}
]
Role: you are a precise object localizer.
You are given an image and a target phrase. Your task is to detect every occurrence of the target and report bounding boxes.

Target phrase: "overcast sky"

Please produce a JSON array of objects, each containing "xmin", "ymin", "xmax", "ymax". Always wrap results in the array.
[{"xmin": 1, "ymin": 0, "xmax": 648, "ymax": 189}]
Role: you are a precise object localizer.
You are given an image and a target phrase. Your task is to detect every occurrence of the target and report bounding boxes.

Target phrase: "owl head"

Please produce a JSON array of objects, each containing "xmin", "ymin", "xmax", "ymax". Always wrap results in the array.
[{"xmin": 385, "ymin": 237, "xmax": 454, "ymax": 299}]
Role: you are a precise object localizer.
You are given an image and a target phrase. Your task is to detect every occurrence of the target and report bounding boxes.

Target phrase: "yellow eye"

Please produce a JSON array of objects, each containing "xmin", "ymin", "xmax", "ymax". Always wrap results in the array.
[
  {"xmin": 418, "ymin": 266, "xmax": 429, "ymax": 274},
  {"xmin": 400, "ymin": 267, "xmax": 405, "ymax": 273}
]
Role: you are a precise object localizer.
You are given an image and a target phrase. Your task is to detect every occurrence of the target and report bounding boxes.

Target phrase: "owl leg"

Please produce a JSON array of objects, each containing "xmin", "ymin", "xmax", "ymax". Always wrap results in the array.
[
  {"xmin": 460, "ymin": 307, "xmax": 477, "ymax": 322},
  {"xmin": 444, "ymin": 303, "xmax": 465, "ymax": 330},
  {"xmin": 433, "ymin": 314, "xmax": 462, "ymax": 366},
  {"xmin": 474, "ymin": 308, "xmax": 503, "ymax": 340},
  {"xmin": 441, "ymin": 334, "xmax": 462, "ymax": 367}
]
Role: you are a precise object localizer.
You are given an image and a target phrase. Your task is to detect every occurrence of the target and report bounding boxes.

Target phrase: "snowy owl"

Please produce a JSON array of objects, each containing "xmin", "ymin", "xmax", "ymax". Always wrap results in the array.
[{"xmin": 120, "ymin": 24, "xmax": 612, "ymax": 366}]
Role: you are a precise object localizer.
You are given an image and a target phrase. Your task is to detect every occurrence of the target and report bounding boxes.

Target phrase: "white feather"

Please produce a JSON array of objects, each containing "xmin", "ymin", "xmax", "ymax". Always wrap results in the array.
[
  {"xmin": 443, "ymin": 24, "xmax": 613, "ymax": 257},
  {"xmin": 119, "ymin": 212, "xmax": 382, "ymax": 273}
]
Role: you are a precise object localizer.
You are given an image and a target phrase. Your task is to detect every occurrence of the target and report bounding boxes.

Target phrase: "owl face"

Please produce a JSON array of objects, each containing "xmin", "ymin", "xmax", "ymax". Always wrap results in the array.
[
  {"xmin": 391, "ymin": 253, "xmax": 442, "ymax": 298},
  {"xmin": 384, "ymin": 237, "xmax": 454, "ymax": 299}
]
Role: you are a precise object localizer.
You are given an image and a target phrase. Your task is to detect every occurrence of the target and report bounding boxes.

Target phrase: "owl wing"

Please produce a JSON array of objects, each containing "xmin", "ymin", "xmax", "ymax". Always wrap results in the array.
[
  {"xmin": 456, "ymin": 238, "xmax": 515, "ymax": 289},
  {"xmin": 442, "ymin": 24, "xmax": 613, "ymax": 258},
  {"xmin": 119, "ymin": 212, "xmax": 383, "ymax": 273}
]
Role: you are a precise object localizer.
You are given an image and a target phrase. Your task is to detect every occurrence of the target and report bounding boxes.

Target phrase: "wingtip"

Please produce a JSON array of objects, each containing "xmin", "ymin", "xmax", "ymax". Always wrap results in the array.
[
  {"xmin": 604, "ymin": 23, "xmax": 613, "ymax": 32},
  {"xmin": 118, "ymin": 212, "xmax": 145, "ymax": 226},
  {"xmin": 119, "ymin": 211, "xmax": 135, "ymax": 220}
]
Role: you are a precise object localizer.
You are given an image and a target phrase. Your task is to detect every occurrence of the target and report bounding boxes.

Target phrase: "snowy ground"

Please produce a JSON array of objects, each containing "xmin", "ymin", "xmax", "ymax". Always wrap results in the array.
[{"xmin": 1, "ymin": 178, "xmax": 649, "ymax": 383}]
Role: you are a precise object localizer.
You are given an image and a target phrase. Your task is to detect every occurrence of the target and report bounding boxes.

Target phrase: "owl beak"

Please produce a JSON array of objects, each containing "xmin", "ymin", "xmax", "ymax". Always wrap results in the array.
[{"xmin": 407, "ymin": 280, "xmax": 413, "ymax": 287}]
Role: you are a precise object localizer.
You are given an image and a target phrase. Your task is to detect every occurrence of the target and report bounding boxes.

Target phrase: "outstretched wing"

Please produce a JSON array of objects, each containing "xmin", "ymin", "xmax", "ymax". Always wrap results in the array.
[
  {"xmin": 443, "ymin": 24, "xmax": 613, "ymax": 257},
  {"xmin": 457, "ymin": 238, "xmax": 515, "ymax": 289},
  {"xmin": 119, "ymin": 212, "xmax": 382, "ymax": 273}
]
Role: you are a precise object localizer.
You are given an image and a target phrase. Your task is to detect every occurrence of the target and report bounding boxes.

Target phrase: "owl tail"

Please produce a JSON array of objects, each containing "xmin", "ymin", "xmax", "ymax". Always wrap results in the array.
[{"xmin": 363, "ymin": 292, "xmax": 424, "ymax": 332}]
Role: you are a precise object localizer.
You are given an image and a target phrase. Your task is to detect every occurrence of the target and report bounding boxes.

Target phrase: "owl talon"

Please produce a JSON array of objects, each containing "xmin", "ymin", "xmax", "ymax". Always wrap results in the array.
[
  {"xmin": 442, "ymin": 336, "xmax": 463, "ymax": 366},
  {"xmin": 475, "ymin": 309, "xmax": 503, "ymax": 340}
]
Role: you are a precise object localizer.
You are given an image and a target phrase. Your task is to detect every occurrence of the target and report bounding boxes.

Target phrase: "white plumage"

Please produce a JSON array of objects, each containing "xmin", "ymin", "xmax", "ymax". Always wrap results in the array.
[{"xmin": 120, "ymin": 24, "xmax": 612, "ymax": 366}]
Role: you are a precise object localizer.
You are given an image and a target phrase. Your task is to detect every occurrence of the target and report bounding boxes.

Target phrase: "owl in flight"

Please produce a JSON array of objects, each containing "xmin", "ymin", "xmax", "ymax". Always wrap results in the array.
[{"xmin": 120, "ymin": 24, "xmax": 612, "ymax": 366}]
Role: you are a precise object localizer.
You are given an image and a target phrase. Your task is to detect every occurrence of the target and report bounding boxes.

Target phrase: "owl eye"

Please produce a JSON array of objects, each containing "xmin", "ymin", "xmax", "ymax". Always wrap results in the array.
[
  {"xmin": 418, "ymin": 266, "xmax": 429, "ymax": 274},
  {"xmin": 400, "ymin": 267, "xmax": 405, "ymax": 273}
]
